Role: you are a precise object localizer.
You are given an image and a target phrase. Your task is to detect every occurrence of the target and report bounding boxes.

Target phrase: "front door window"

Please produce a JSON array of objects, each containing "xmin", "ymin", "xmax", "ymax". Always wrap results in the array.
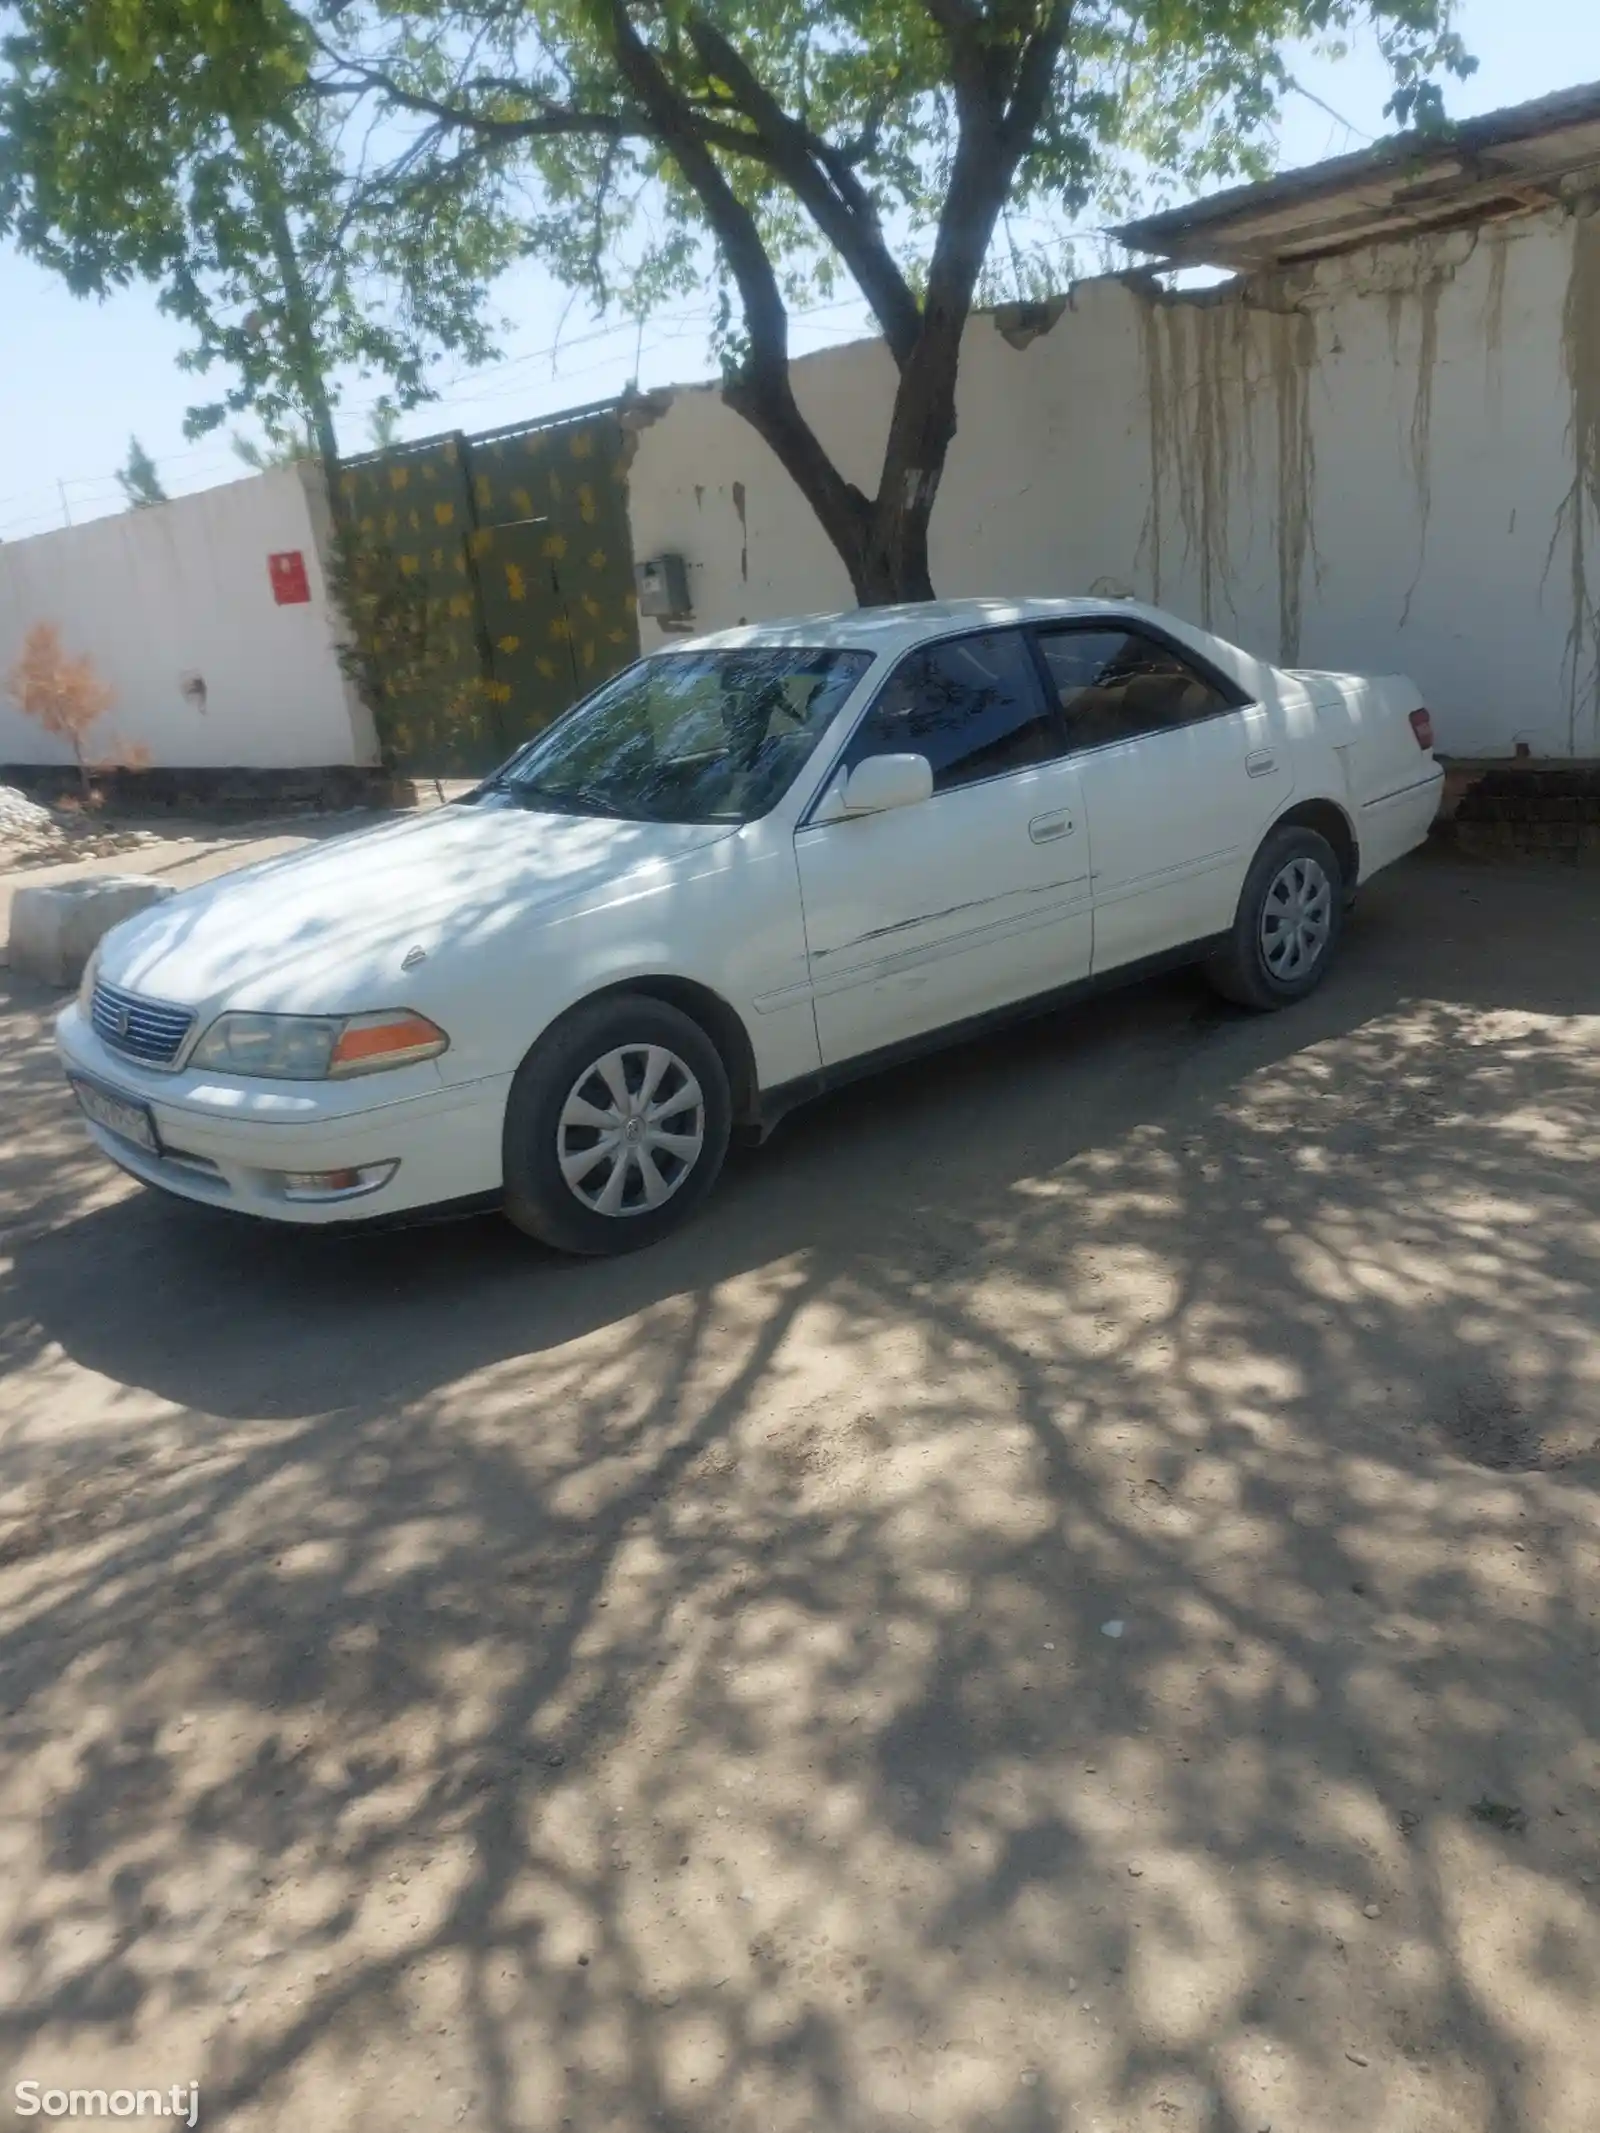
[{"xmin": 846, "ymin": 630, "xmax": 1064, "ymax": 792}]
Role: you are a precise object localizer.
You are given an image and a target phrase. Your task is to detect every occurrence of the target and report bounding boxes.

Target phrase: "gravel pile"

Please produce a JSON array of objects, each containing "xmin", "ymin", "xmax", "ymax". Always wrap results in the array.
[
  {"xmin": 0, "ymin": 783, "xmax": 158, "ymax": 869},
  {"xmin": 0, "ymin": 783, "xmax": 76, "ymax": 866},
  {"xmin": 0, "ymin": 784, "xmax": 58, "ymax": 839}
]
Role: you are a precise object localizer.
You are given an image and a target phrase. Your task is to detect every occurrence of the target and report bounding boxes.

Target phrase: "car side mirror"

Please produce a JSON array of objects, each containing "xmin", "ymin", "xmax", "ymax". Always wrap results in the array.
[{"xmin": 839, "ymin": 753, "xmax": 933, "ymax": 817}]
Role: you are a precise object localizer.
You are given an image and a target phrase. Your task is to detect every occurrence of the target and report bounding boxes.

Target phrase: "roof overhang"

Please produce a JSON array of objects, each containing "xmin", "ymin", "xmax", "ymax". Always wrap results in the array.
[{"xmin": 1116, "ymin": 81, "xmax": 1600, "ymax": 271}]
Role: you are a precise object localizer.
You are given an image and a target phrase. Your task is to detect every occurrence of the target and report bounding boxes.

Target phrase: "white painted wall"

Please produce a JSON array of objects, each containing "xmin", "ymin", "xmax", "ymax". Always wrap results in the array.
[
  {"xmin": 0, "ymin": 464, "xmax": 377, "ymax": 769},
  {"xmin": 627, "ymin": 201, "xmax": 1600, "ymax": 760}
]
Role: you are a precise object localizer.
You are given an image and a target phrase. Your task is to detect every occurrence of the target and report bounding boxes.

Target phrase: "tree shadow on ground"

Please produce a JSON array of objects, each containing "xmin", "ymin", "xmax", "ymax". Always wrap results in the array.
[{"xmin": 2, "ymin": 855, "xmax": 1599, "ymax": 2133}]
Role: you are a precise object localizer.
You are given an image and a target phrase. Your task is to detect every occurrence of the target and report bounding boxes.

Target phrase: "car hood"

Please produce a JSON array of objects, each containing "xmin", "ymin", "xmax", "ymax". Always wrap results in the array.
[{"xmin": 100, "ymin": 801, "xmax": 737, "ymax": 1015}]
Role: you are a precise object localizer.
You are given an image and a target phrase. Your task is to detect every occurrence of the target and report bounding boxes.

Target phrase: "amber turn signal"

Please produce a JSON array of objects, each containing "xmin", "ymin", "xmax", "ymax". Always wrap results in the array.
[{"xmin": 327, "ymin": 1011, "xmax": 449, "ymax": 1075}]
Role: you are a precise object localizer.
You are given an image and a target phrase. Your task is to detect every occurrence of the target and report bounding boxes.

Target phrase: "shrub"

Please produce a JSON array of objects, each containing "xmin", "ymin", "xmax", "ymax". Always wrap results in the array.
[{"xmin": 5, "ymin": 623, "xmax": 117, "ymax": 799}]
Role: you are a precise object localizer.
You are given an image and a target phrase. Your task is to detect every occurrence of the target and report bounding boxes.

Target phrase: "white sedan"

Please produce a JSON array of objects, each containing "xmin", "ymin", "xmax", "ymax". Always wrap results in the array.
[{"xmin": 57, "ymin": 598, "xmax": 1442, "ymax": 1254}]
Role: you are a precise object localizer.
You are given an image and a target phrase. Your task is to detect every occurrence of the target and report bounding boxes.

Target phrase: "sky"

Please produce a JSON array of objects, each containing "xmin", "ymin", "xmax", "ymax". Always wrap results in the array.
[{"xmin": 2, "ymin": 0, "xmax": 1598, "ymax": 545}]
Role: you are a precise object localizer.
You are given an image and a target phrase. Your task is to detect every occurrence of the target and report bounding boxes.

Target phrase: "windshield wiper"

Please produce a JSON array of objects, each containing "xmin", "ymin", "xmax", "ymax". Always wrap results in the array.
[{"xmin": 504, "ymin": 780, "xmax": 635, "ymax": 820}]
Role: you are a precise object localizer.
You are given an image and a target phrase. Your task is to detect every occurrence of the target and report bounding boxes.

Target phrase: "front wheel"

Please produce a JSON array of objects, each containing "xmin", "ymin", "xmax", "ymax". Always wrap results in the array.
[
  {"xmin": 502, "ymin": 993, "xmax": 732, "ymax": 1254},
  {"xmin": 1206, "ymin": 825, "xmax": 1345, "ymax": 1010}
]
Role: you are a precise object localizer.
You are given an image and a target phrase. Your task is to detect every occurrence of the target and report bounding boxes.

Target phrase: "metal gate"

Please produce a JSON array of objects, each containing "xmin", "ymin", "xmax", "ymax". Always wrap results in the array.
[{"xmin": 337, "ymin": 400, "xmax": 641, "ymax": 778}]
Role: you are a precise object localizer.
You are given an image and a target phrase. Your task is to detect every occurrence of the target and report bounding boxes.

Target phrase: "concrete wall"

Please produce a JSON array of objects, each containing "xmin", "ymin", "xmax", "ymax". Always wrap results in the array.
[
  {"xmin": 0, "ymin": 464, "xmax": 377, "ymax": 770},
  {"xmin": 627, "ymin": 200, "xmax": 1600, "ymax": 761}
]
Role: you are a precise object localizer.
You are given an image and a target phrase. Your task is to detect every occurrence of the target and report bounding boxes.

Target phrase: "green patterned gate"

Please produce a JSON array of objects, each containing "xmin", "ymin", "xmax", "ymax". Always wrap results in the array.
[{"xmin": 337, "ymin": 400, "xmax": 641, "ymax": 778}]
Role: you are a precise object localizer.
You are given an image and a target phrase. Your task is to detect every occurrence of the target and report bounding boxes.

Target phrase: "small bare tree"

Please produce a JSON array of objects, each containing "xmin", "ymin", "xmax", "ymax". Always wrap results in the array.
[{"xmin": 5, "ymin": 622, "xmax": 116, "ymax": 801}]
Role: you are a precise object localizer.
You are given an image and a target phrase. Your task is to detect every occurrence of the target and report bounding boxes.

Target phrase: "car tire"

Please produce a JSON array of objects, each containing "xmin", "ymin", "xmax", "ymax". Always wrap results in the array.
[
  {"xmin": 1205, "ymin": 824, "xmax": 1346, "ymax": 1011},
  {"xmin": 501, "ymin": 992, "xmax": 732, "ymax": 1255}
]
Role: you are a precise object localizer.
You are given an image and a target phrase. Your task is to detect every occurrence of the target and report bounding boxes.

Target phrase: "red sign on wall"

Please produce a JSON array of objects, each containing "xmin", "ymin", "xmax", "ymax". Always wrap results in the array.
[{"xmin": 268, "ymin": 550, "xmax": 311, "ymax": 605}]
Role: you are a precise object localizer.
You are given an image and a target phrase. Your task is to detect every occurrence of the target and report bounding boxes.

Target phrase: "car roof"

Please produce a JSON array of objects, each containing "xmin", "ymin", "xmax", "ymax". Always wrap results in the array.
[{"xmin": 677, "ymin": 597, "xmax": 1139, "ymax": 660}]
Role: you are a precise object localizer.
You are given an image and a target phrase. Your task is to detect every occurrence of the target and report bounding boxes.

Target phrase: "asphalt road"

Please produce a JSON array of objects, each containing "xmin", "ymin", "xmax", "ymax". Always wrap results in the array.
[{"xmin": 2, "ymin": 851, "xmax": 1599, "ymax": 2133}]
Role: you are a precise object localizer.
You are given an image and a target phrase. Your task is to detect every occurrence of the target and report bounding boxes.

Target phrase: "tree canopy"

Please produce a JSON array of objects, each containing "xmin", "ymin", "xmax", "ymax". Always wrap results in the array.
[
  {"xmin": 2, "ymin": 0, "xmax": 1474, "ymax": 597},
  {"xmin": 0, "ymin": 0, "xmax": 512, "ymax": 476}
]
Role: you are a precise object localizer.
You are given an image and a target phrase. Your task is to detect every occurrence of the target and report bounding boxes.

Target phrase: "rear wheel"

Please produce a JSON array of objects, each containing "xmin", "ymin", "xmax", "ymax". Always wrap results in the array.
[
  {"xmin": 502, "ymin": 994, "xmax": 732, "ymax": 1254},
  {"xmin": 1206, "ymin": 825, "xmax": 1345, "ymax": 1010}
]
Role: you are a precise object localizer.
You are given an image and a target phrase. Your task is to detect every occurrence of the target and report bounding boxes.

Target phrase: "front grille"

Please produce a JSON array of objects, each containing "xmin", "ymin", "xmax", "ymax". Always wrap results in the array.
[{"xmin": 90, "ymin": 980, "xmax": 196, "ymax": 1068}]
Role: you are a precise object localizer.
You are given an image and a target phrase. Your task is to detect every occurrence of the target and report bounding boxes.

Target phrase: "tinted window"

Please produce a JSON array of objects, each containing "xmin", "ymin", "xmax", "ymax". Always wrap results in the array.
[
  {"xmin": 848, "ymin": 630, "xmax": 1059, "ymax": 794},
  {"xmin": 1035, "ymin": 627, "xmax": 1242, "ymax": 751},
  {"xmin": 479, "ymin": 647, "xmax": 872, "ymax": 824}
]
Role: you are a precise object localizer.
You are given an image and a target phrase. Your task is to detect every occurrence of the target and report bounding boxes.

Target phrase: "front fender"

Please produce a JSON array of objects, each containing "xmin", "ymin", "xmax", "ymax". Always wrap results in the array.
[{"xmin": 426, "ymin": 825, "xmax": 821, "ymax": 1093}]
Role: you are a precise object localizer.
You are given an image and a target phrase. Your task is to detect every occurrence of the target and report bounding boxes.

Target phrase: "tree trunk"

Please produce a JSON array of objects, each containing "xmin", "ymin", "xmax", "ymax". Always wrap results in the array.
[
  {"xmin": 246, "ymin": 136, "xmax": 346, "ymax": 521},
  {"xmin": 719, "ymin": 366, "xmax": 875, "ymax": 596},
  {"xmin": 262, "ymin": 193, "xmax": 343, "ymax": 502},
  {"xmin": 854, "ymin": 482, "xmax": 938, "ymax": 604},
  {"xmin": 721, "ymin": 366, "xmax": 944, "ymax": 606},
  {"xmin": 718, "ymin": 129, "xmax": 1015, "ymax": 606},
  {"xmin": 852, "ymin": 123, "xmax": 1016, "ymax": 604}
]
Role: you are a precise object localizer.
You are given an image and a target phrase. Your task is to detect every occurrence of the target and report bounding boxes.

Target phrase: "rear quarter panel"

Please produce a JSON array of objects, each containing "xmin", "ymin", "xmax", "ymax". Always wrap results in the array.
[
  {"xmin": 1293, "ymin": 669, "xmax": 1442, "ymax": 878},
  {"xmin": 1293, "ymin": 670, "xmax": 1425, "ymax": 802}
]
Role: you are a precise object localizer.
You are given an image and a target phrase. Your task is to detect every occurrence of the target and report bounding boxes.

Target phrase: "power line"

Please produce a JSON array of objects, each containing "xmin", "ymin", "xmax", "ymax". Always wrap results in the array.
[
  {"xmin": 2, "ymin": 286, "xmax": 921, "ymax": 536},
  {"xmin": 1284, "ymin": 76, "xmax": 1376, "ymax": 146},
  {"xmin": 338, "ymin": 289, "xmax": 868, "ymax": 424}
]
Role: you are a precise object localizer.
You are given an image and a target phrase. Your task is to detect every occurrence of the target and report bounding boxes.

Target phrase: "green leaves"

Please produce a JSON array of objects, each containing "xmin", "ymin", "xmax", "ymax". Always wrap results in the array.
[
  {"xmin": 2, "ymin": 0, "xmax": 1473, "ymax": 594},
  {"xmin": 0, "ymin": 0, "xmax": 509, "ymax": 459}
]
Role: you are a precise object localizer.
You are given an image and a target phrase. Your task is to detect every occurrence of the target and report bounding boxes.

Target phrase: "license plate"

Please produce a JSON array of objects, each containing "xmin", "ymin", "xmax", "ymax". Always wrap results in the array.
[{"xmin": 69, "ymin": 1074, "xmax": 161, "ymax": 1155}]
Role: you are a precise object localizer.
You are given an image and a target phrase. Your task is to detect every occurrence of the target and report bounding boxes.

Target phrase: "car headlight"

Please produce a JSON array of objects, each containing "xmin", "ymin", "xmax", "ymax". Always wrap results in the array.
[
  {"xmin": 77, "ymin": 943, "xmax": 103, "ymax": 1014},
  {"xmin": 189, "ymin": 1009, "xmax": 449, "ymax": 1080}
]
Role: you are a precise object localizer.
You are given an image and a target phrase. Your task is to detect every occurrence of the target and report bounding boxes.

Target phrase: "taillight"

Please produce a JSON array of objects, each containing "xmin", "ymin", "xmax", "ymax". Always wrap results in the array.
[{"xmin": 1409, "ymin": 707, "xmax": 1435, "ymax": 751}]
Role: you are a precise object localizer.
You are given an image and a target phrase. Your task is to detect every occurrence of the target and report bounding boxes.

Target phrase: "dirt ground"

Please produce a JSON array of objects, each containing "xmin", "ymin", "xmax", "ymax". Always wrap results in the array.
[{"xmin": 2, "ymin": 850, "xmax": 1599, "ymax": 2133}]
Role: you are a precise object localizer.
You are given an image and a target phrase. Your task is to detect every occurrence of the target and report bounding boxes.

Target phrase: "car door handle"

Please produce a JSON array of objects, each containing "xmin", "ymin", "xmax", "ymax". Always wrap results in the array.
[
  {"xmin": 1029, "ymin": 810, "xmax": 1074, "ymax": 842},
  {"xmin": 1246, "ymin": 749, "xmax": 1278, "ymax": 778}
]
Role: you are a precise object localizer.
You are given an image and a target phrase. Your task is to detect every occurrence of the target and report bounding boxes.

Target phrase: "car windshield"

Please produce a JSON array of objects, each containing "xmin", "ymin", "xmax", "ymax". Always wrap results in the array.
[{"xmin": 480, "ymin": 647, "xmax": 873, "ymax": 825}]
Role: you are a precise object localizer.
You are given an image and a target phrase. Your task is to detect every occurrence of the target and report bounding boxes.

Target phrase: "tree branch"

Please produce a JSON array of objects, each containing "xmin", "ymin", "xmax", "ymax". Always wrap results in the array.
[
  {"xmin": 605, "ymin": 0, "xmax": 870, "ymax": 572},
  {"xmin": 313, "ymin": 55, "xmax": 631, "ymax": 144},
  {"xmin": 238, "ymin": 131, "xmax": 342, "ymax": 490},
  {"xmin": 587, "ymin": 136, "xmax": 620, "ymax": 307},
  {"xmin": 916, "ymin": 0, "xmax": 985, "ymax": 42},
  {"xmin": 921, "ymin": 0, "xmax": 1070, "ymax": 320},
  {"xmin": 681, "ymin": 16, "xmax": 921, "ymax": 367},
  {"xmin": 859, "ymin": 0, "xmax": 1069, "ymax": 589},
  {"xmin": 1003, "ymin": 1, "xmax": 1072, "ymax": 156},
  {"xmin": 914, "ymin": 0, "xmax": 989, "ymax": 105}
]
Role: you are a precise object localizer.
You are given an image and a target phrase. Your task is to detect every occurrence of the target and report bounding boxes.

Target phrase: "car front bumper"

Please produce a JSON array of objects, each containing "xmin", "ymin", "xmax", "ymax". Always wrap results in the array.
[{"xmin": 56, "ymin": 1003, "xmax": 511, "ymax": 1225}]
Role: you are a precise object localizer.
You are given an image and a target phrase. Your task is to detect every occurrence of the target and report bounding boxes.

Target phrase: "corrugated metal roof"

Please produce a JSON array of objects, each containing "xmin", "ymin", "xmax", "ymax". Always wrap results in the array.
[{"xmin": 1116, "ymin": 80, "xmax": 1600, "ymax": 270}]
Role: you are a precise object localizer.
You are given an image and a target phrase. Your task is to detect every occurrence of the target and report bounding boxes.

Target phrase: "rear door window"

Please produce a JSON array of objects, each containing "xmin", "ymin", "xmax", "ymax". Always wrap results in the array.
[{"xmin": 1035, "ymin": 627, "xmax": 1246, "ymax": 752}]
